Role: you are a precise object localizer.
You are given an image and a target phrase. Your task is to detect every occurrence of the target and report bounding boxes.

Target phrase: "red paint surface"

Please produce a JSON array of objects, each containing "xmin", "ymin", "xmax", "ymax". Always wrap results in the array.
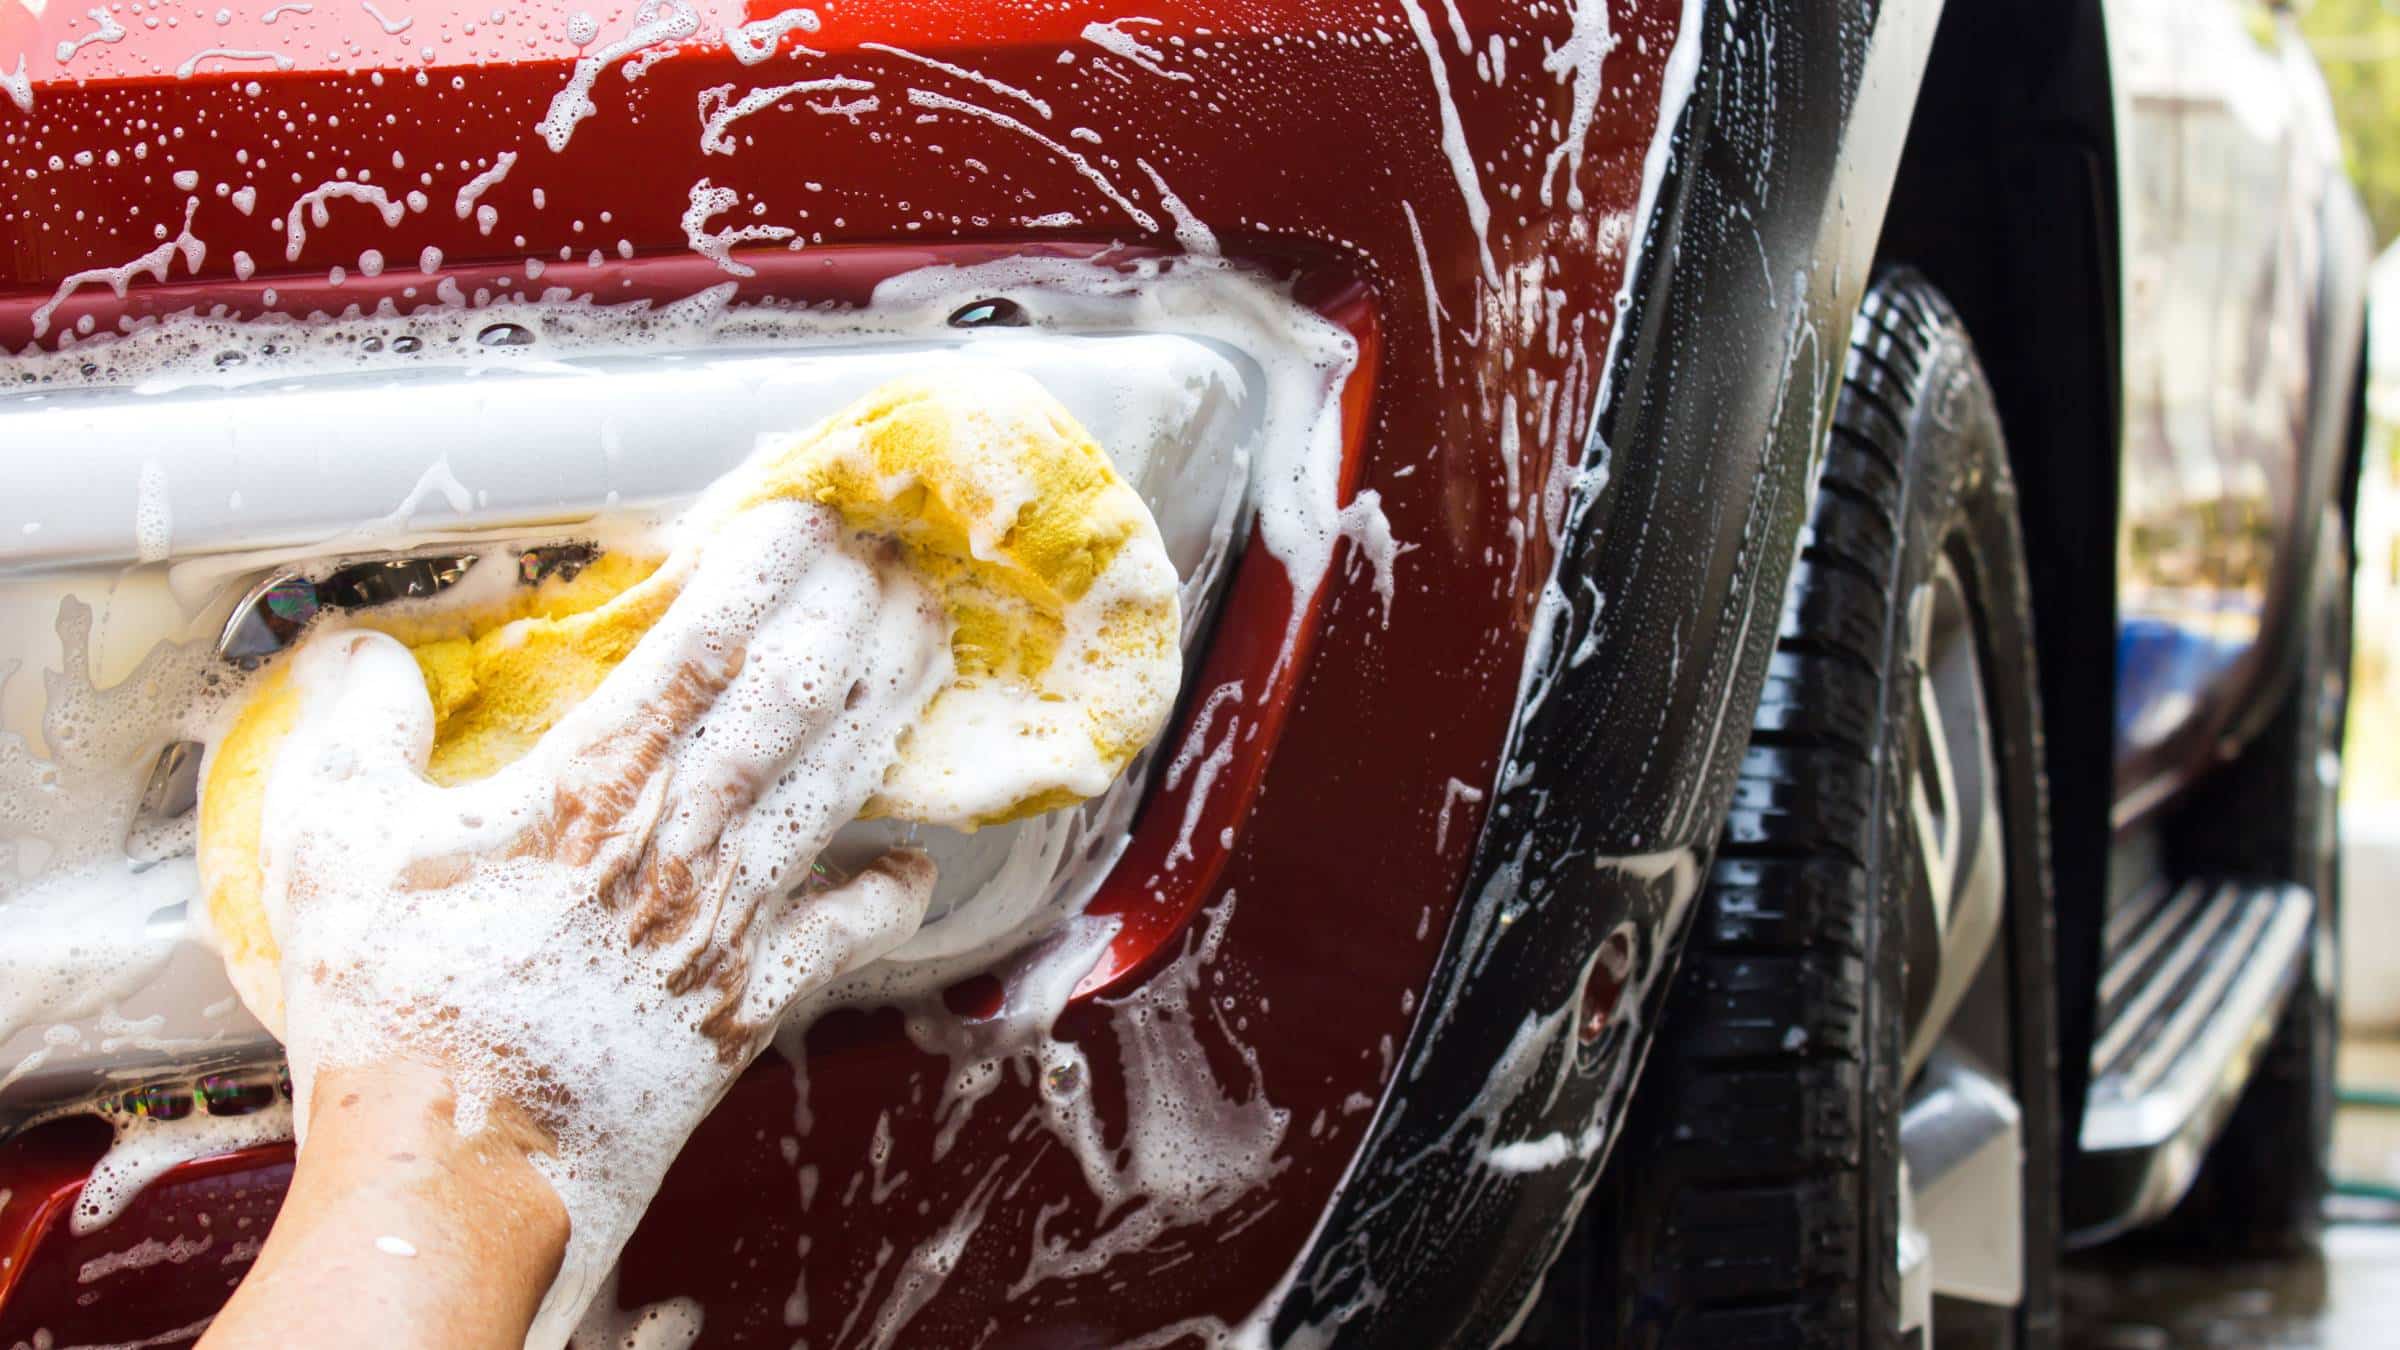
[{"xmin": 0, "ymin": 1, "xmax": 1684, "ymax": 1342}]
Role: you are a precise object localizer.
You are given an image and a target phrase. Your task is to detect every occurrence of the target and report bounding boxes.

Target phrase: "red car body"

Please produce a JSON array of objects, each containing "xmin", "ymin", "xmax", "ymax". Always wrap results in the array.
[{"xmin": 0, "ymin": 2, "xmax": 1692, "ymax": 1343}]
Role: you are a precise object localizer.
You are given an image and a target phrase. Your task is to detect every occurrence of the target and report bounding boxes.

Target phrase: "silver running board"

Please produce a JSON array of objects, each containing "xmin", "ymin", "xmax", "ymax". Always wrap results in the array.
[{"xmin": 2069, "ymin": 880, "xmax": 2315, "ymax": 1244}]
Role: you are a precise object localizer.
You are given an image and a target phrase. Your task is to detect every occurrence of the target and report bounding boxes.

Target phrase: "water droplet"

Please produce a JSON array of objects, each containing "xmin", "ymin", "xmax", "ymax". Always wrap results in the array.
[
  {"xmin": 213, "ymin": 350, "xmax": 246, "ymax": 369},
  {"xmin": 946, "ymin": 297, "xmax": 1027, "ymax": 329},
  {"xmin": 361, "ymin": 335, "xmax": 384, "ymax": 353},
  {"xmin": 1043, "ymin": 1061, "xmax": 1082, "ymax": 1096},
  {"xmin": 476, "ymin": 321, "xmax": 536, "ymax": 348}
]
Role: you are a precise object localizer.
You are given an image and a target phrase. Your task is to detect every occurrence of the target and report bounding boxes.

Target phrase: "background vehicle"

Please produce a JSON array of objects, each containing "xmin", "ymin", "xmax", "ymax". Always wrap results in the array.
[{"xmin": 0, "ymin": 0, "xmax": 2368, "ymax": 1347}]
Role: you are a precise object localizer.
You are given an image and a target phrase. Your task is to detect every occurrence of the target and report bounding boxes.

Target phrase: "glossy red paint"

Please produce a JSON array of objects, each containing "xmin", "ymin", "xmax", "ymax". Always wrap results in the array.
[{"xmin": 0, "ymin": 1, "xmax": 1685, "ymax": 1342}]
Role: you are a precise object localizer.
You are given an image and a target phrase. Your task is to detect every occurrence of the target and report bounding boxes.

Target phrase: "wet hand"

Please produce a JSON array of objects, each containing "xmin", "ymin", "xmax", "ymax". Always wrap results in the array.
[{"xmin": 248, "ymin": 499, "xmax": 949, "ymax": 1337}]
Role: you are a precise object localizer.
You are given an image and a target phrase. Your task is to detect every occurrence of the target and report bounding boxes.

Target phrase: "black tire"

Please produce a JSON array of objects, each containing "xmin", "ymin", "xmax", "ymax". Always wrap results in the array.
[
  {"xmin": 2146, "ymin": 509, "xmax": 2351, "ymax": 1255},
  {"xmin": 1577, "ymin": 273, "xmax": 2061, "ymax": 1347}
]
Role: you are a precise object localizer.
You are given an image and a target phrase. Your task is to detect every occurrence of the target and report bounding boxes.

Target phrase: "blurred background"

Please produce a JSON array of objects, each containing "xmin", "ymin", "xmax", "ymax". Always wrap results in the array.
[
  {"xmin": 2321, "ymin": 0, "xmax": 2400, "ymax": 1053},
  {"xmin": 2062, "ymin": 3, "xmax": 2400, "ymax": 1344}
]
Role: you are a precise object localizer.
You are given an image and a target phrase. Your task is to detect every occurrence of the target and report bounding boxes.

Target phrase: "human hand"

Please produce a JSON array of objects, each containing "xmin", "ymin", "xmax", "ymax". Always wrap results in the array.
[{"xmin": 250, "ymin": 499, "xmax": 950, "ymax": 1342}]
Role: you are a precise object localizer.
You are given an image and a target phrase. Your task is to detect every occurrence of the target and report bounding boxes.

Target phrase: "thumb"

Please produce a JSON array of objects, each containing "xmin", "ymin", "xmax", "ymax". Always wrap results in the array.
[
  {"xmin": 735, "ymin": 849, "xmax": 938, "ymax": 1029},
  {"xmin": 256, "ymin": 627, "xmax": 439, "ymax": 938},
  {"xmin": 277, "ymin": 627, "xmax": 437, "ymax": 790}
]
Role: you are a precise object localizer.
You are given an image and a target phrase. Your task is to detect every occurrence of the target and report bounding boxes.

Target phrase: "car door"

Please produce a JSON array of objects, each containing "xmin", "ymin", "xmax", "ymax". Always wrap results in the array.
[{"xmin": 2111, "ymin": 0, "xmax": 2334, "ymax": 823}]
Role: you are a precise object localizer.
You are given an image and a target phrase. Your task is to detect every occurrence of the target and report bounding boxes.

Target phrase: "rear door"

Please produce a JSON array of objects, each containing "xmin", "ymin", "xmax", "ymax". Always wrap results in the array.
[{"xmin": 2111, "ymin": 0, "xmax": 2333, "ymax": 822}]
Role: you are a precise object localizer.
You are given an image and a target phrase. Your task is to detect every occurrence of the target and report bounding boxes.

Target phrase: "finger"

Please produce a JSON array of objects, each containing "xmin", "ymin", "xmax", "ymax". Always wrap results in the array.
[
  {"xmin": 627, "ymin": 545, "xmax": 879, "ymax": 919},
  {"xmin": 508, "ymin": 500, "xmax": 841, "ymax": 870},
  {"xmin": 256, "ymin": 629, "xmax": 440, "ymax": 933},
  {"xmin": 723, "ymin": 848, "xmax": 938, "ymax": 1035},
  {"xmin": 529, "ymin": 499, "xmax": 844, "ymax": 786},
  {"xmin": 623, "ymin": 540, "xmax": 933, "ymax": 949},
  {"xmin": 704, "ymin": 563, "xmax": 951, "ymax": 907}
]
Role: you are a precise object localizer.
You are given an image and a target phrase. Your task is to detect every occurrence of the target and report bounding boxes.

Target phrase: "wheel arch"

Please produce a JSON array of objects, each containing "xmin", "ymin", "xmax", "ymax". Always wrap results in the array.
[{"xmin": 1262, "ymin": 0, "xmax": 1976, "ymax": 1341}]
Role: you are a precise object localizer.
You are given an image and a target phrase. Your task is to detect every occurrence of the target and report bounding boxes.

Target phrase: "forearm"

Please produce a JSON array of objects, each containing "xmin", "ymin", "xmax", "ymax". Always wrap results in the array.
[{"xmin": 201, "ymin": 1058, "xmax": 569, "ymax": 1350}]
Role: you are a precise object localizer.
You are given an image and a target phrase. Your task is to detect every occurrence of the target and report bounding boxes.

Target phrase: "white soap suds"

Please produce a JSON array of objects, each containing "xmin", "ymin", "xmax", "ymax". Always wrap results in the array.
[
  {"xmin": 56, "ymin": 7, "xmax": 127, "ymax": 65},
  {"xmin": 78, "ymin": 1232, "xmax": 215, "ymax": 1284},
  {"xmin": 1485, "ymin": 1125, "xmax": 1599, "ymax": 1174},
  {"xmin": 1136, "ymin": 158, "xmax": 1216, "ymax": 257},
  {"xmin": 1161, "ymin": 680, "xmax": 1242, "ymax": 872},
  {"xmin": 452, "ymin": 151, "xmax": 518, "ymax": 221},
  {"xmin": 283, "ymin": 181, "xmax": 405, "ymax": 263},
  {"xmin": 29, "ymin": 199, "xmax": 204, "ymax": 339},
  {"xmin": 1335, "ymin": 489, "xmax": 1403, "ymax": 626},
  {"xmin": 254, "ymin": 502, "xmax": 953, "ymax": 1346},
  {"xmin": 1435, "ymin": 776, "xmax": 1486, "ymax": 854},
  {"xmin": 1400, "ymin": 199, "xmax": 1449, "ymax": 387},
  {"xmin": 0, "ymin": 56, "xmax": 30, "ymax": 114},
  {"xmin": 133, "ymin": 461, "xmax": 173, "ymax": 564},
  {"xmin": 537, "ymin": 0, "xmax": 701, "ymax": 153},
  {"xmin": 1396, "ymin": 0, "xmax": 1500, "ymax": 288},
  {"xmin": 1539, "ymin": 0, "xmax": 1620, "ymax": 209},
  {"xmin": 679, "ymin": 178, "xmax": 795, "ymax": 275},
  {"xmin": 175, "ymin": 48, "xmax": 295, "ymax": 78},
  {"xmin": 904, "ymin": 90, "xmax": 1158, "ymax": 233},
  {"xmin": 698, "ymin": 76, "xmax": 876, "ymax": 157},
  {"xmin": 860, "ymin": 41, "xmax": 1051, "ymax": 118},
  {"xmin": 73, "ymin": 1098, "xmax": 294, "ymax": 1234},
  {"xmin": 1080, "ymin": 18, "xmax": 1192, "ymax": 83},
  {"xmin": 726, "ymin": 8, "xmax": 818, "ymax": 66},
  {"xmin": 359, "ymin": 0, "xmax": 411, "ymax": 35}
]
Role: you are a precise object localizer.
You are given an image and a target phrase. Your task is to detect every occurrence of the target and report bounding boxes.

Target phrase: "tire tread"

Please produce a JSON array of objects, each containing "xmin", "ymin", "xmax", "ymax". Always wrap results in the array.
[{"xmin": 1599, "ymin": 278, "xmax": 1955, "ymax": 1347}]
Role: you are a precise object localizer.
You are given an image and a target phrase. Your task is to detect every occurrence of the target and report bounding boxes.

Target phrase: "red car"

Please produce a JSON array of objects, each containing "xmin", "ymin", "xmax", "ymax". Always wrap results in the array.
[{"xmin": 0, "ymin": 0, "xmax": 2368, "ymax": 1346}]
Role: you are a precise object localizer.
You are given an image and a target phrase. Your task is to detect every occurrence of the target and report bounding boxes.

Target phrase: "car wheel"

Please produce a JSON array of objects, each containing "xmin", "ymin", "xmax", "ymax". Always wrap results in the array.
[
  {"xmin": 1574, "ymin": 271, "xmax": 2061, "ymax": 1348},
  {"xmin": 2144, "ymin": 505, "xmax": 2351, "ymax": 1256}
]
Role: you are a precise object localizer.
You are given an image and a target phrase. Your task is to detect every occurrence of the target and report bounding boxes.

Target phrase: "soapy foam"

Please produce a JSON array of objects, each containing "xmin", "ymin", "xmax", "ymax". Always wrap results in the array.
[
  {"xmin": 860, "ymin": 41, "xmax": 1050, "ymax": 118},
  {"xmin": 453, "ymin": 152, "xmax": 520, "ymax": 221},
  {"xmin": 2, "ymin": 57, "xmax": 34, "ymax": 115},
  {"xmin": 0, "ymin": 864, "xmax": 189, "ymax": 1066},
  {"xmin": 0, "ymin": 282, "xmax": 1320, "ymax": 1107},
  {"xmin": 698, "ymin": 77, "xmax": 877, "ymax": 157},
  {"xmin": 538, "ymin": 0, "xmax": 702, "ymax": 153},
  {"xmin": 71, "ymin": 1097, "xmax": 294, "ymax": 1235},
  {"xmin": 1396, "ymin": 0, "xmax": 1501, "ymax": 289},
  {"xmin": 678, "ymin": 178, "xmax": 797, "ymax": 273},
  {"xmin": 27, "ymin": 199, "xmax": 204, "ymax": 340},
  {"xmin": 78, "ymin": 1232, "xmax": 217, "ymax": 1284},
  {"xmin": 726, "ymin": 8, "xmax": 819, "ymax": 67},
  {"xmin": 173, "ymin": 49, "xmax": 295, "ymax": 78}
]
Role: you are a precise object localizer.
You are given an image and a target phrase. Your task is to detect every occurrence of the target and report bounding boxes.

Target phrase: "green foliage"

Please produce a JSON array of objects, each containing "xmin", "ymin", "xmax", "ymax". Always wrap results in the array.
[{"xmin": 2305, "ymin": 0, "xmax": 2400, "ymax": 244}]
